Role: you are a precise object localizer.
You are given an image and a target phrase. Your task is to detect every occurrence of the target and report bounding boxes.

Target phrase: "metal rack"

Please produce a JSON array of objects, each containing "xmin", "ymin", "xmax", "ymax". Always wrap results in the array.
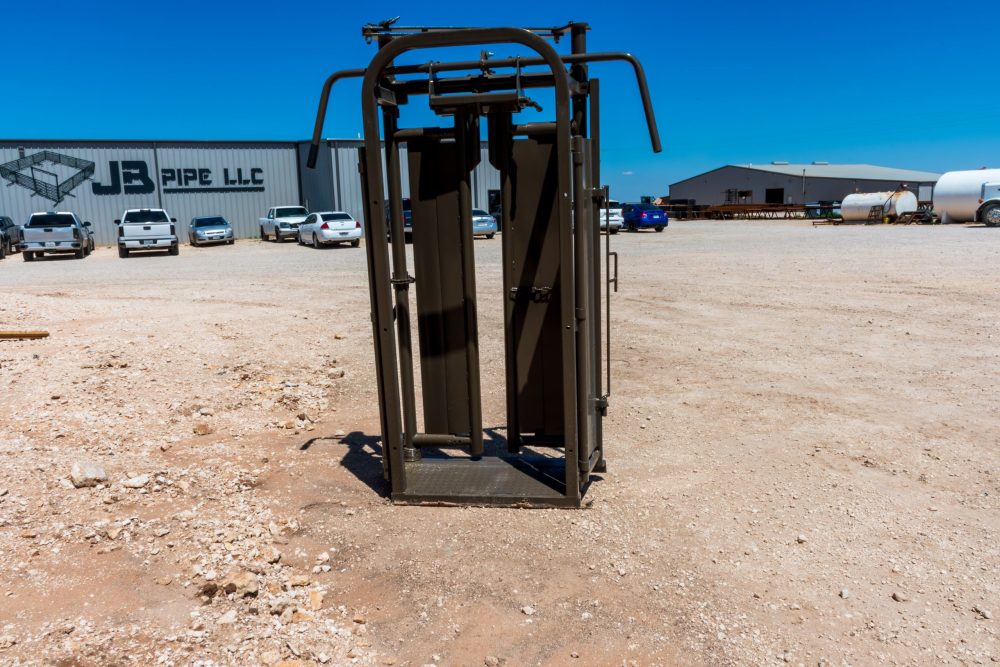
[{"xmin": 307, "ymin": 22, "xmax": 661, "ymax": 507}]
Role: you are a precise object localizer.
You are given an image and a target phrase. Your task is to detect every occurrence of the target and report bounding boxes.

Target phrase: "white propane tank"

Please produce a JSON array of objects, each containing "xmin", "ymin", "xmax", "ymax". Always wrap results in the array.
[
  {"xmin": 840, "ymin": 190, "xmax": 918, "ymax": 222},
  {"xmin": 932, "ymin": 169, "xmax": 1000, "ymax": 223}
]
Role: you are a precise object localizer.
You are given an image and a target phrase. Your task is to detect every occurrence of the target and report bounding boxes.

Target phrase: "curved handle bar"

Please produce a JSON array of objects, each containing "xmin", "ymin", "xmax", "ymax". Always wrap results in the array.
[
  {"xmin": 307, "ymin": 68, "xmax": 365, "ymax": 169},
  {"xmin": 306, "ymin": 47, "xmax": 663, "ymax": 169}
]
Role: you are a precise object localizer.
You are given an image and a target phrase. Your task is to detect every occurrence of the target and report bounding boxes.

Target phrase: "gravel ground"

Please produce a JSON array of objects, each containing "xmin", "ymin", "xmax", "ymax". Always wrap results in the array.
[{"xmin": 0, "ymin": 221, "xmax": 998, "ymax": 666}]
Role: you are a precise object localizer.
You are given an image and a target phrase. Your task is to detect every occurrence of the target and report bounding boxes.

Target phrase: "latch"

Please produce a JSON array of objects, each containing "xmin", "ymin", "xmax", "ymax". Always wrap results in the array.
[{"xmin": 595, "ymin": 394, "xmax": 609, "ymax": 416}]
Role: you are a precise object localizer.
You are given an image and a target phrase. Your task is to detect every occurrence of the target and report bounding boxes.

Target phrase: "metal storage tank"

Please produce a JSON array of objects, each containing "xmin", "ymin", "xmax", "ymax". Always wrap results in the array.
[
  {"xmin": 932, "ymin": 169, "xmax": 1000, "ymax": 224},
  {"xmin": 840, "ymin": 190, "xmax": 918, "ymax": 222}
]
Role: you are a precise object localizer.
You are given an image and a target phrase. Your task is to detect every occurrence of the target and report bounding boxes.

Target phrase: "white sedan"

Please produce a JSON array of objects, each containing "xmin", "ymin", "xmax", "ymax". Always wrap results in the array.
[{"xmin": 297, "ymin": 211, "xmax": 363, "ymax": 248}]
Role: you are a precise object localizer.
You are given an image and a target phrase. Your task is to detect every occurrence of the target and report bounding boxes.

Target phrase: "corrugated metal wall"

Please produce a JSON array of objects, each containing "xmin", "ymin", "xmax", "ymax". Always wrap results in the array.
[
  {"xmin": 0, "ymin": 139, "xmax": 501, "ymax": 246},
  {"xmin": 0, "ymin": 141, "xmax": 300, "ymax": 245},
  {"xmin": 669, "ymin": 166, "xmax": 940, "ymax": 206},
  {"xmin": 300, "ymin": 140, "xmax": 500, "ymax": 222},
  {"xmin": 156, "ymin": 143, "xmax": 300, "ymax": 241}
]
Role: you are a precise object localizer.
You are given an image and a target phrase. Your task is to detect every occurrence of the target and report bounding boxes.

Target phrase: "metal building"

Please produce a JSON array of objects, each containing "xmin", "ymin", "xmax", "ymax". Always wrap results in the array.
[
  {"xmin": 0, "ymin": 141, "xmax": 300, "ymax": 246},
  {"xmin": 297, "ymin": 139, "xmax": 500, "ymax": 223},
  {"xmin": 0, "ymin": 139, "xmax": 501, "ymax": 245},
  {"xmin": 669, "ymin": 163, "xmax": 941, "ymax": 206}
]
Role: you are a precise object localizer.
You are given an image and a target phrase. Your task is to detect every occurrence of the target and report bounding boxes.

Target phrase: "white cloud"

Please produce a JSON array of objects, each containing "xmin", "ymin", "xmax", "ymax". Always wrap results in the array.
[{"xmin": 622, "ymin": 170, "xmax": 634, "ymax": 176}]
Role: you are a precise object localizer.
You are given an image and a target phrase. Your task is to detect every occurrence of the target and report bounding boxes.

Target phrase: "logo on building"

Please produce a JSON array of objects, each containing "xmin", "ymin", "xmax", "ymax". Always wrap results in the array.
[
  {"xmin": 0, "ymin": 150, "xmax": 96, "ymax": 204},
  {"xmin": 1, "ymin": 149, "xmax": 267, "ymax": 202}
]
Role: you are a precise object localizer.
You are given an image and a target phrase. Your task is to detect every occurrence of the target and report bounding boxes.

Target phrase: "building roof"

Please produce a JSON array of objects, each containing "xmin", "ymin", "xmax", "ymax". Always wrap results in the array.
[
  {"xmin": 731, "ymin": 163, "xmax": 941, "ymax": 182},
  {"xmin": 670, "ymin": 163, "xmax": 941, "ymax": 188}
]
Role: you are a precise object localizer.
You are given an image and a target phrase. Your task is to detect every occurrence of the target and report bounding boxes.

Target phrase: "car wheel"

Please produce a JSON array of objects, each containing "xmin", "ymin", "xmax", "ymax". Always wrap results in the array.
[
  {"xmin": 313, "ymin": 234, "xmax": 321, "ymax": 249},
  {"xmin": 486, "ymin": 233, "xmax": 495, "ymax": 239},
  {"xmin": 228, "ymin": 239, "xmax": 234, "ymax": 245},
  {"xmin": 273, "ymin": 231, "xmax": 282, "ymax": 243},
  {"xmin": 74, "ymin": 247, "xmax": 85, "ymax": 259},
  {"xmin": 23, "ymin": 251, "xmax": 35, "ymax": 262},
  {"xmin": 169, "ymin": 244, "xmax": 180, "ymax": 256},
  {"xmin": 982, "ymin": 203, "xmax": 1000, "ymax": 227},
  {"xmin": 351, "ymin": 239, "xmax": 360, "ymax": 248},
  {"xmin": 610, "ymin": 227, "xmax": 619, "ymax": 235},
  {"xmin": 260, "ymin": 226, "xmax": 267, "ymax": 241},
  {"xmin": 0, "ymin": 240, "xmax": 6, "ymax": 259},
  {"xmin": 655, "ymin": 226, "xmax": 664, "ymax": 232}
]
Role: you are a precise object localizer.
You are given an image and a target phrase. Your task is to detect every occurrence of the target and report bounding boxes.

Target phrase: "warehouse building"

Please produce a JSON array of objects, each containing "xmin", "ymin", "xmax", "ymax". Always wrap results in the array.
[
  {"xmin": 0, "ymin": 139, "xmax": 500, "ymax": 245},
  {"xmin": 669, "ymin": 163, "xmax": 941, "ymax": 206}
]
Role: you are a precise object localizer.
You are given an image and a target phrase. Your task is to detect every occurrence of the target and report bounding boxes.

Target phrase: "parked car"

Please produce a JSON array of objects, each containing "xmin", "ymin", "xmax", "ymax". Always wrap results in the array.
[
  {"xmin": 20, "ymin": 211, "xmax": 94, "ymax": 261},
  {"xmin": 599, "ymin": 199, "xmax": 623, "ymax": 234},
  {"xmin": 489, "ymin": 204, "xmax": 503, "ymax": 232},
  {"xmin": 260, "ymin": 206, "xmax": 308, "ymax": 242},
  {"xmin": 298, "ymin": 211, "xmax": 362, "ymax": 248},
  {"xmin": 188, "ymin": 216, "xmax": 234, "ymax": 246},
  {"xmin": 472, "ymin": 208, "xmax": 497, "ymax": 239},
  {"xmin": 622, "ymin": 203, "xmax": 668, "ymax": 232},
  {"xmin": 1, "ymin": 215, "xmax": 23, "ymax": 257},
  {"xmin": 116, "ymin": 208, "xmax": 179, "ymax": 257}
]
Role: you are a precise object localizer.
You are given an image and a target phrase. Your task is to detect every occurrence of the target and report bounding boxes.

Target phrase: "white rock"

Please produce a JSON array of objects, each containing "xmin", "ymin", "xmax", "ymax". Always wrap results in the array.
[
  {"xmin": 123, "ymin": 475, "xmax": 150, "ymax": 489},
  {"xmin": 216, "ymin": 610, "xmax": 237, "ymax": 625},
  {"xmin": 70, "ymin": 462, "xmax": 107, "ymax": 488}
]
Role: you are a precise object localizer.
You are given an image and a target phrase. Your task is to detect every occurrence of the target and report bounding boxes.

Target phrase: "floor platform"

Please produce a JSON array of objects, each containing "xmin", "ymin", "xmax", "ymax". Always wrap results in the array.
[{"xmin": 392, "ymin": 454, "xmax": 581, "ymax": 508}]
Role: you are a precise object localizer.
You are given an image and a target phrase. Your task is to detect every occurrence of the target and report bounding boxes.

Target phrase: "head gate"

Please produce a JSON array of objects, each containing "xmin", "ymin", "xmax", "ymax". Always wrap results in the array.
[{"xmin": 309, "ymin": 22, "xmax": 661, "ymax": 507}]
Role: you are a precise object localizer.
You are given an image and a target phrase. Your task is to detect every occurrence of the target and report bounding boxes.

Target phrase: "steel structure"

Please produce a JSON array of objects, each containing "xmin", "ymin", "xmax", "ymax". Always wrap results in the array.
[{"xmin": 308, "ymin": 21, "xmax": 660, "ymax": 507}]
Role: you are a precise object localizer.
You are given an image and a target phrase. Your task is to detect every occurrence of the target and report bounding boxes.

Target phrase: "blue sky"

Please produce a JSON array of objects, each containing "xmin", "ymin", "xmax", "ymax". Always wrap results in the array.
[{"xmin": 3, "ymin": 0, "xmax": 996, "ymax": 200}]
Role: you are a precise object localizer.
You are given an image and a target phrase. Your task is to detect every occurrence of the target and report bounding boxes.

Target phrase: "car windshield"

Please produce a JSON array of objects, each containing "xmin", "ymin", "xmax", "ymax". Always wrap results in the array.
[
  {"xmin": 276, "ymin": 207, "xmax": 307, "ymax": 218},
  {"xmin": 607, "ymin": 200, "xmax": 621, "ymax": 209},
  {"xmin": 27, "ymin": 213, "xmax": 75, "ymax": 227},
  {"xmin": 472, "ymin": 209, "xmax": 490, "ymax": 217},
  {"xmin": 321, "ymin": 213, "xmax": 352, "ymax": 221},
  {"xmin": 124, "ymin": 210, "xmax": 169, "ymax": 223},
  {"xmin": 193, "ymin": 217, "xmax": 227, "ymax": 227}
]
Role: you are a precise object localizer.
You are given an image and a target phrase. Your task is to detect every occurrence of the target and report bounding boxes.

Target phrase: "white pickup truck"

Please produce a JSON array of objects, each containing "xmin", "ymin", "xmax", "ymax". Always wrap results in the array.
[
  {"xmin": 20, "ymin": 211, "xmax": 94, "ymax": 261},
  {"xmin": 260, "ymin": 206, "xmax": 309, "ymax": 242},
  {"xmin": 116, "ymin": 208, "xmax": 179, "ymax": 258}
]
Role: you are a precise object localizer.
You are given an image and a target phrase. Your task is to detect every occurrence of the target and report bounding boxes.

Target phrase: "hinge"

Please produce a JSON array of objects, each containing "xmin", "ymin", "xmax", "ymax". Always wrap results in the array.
[
  {"xmin": 595, "ymin": 394, "xmax": 609, "ymax": 416},
  {"xmin": 391, "ymin": 274, "xmax": 415, "ymax": 288}
]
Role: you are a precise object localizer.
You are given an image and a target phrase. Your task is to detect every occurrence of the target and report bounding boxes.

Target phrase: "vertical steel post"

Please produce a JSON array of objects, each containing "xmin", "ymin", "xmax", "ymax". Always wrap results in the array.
[
  {"xmin": 571, "ymin": 134, "xmax": 593, "ymax": 480},
  {"xmin": 455, "ymin": 110, "xmax": 485, "ymax": 458},
  {"xmin": 382, "ymin": 110, "xmax": 420, "ymax": 461},
  {"xmin": 589, "ymin": 78, "xmax": 606, "ymax": 473},
  {"xmin": 570, "ymin": 23, "xmax": 589, "ymax": 136},
  {"xmin": 489, "ymin": 112, "xmax": 521, "ymax": 454},
  {"xmin": 357, "ymin": 142, "xmax": 406, "ymax": 492}
]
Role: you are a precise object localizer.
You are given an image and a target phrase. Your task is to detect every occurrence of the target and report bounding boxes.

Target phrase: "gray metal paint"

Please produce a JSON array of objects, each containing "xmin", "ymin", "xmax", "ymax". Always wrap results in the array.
[
  {"xmin": 156, "ymin": 144, "xmax": 299, "ymax": 242},
  {"xmin": 300, "ymin": 140, "xmax": 499, "ymax": 223},
  {"xmin": 0, "ymin": 141, "xmax": 299, "ymax": 245},
  {"xmin": 669, "ymin": 165, "xmax": 939, "ymax": 206}
]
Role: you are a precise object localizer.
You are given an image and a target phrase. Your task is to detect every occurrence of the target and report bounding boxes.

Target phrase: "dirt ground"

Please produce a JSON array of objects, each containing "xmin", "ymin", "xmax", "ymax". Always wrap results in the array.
[{"xmin": 1, "ymin": 220, "xmax": 998, "ymax": 667}]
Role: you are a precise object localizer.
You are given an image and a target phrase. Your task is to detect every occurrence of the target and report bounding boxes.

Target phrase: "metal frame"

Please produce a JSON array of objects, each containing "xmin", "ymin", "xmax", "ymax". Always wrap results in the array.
[
  {"xmin": 0, "ymin": 150, "xmax": 96, "ymax": 204},
  {"xmin": 307, "ymin": 22, "xmax": 660, "ymax": 507}
]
